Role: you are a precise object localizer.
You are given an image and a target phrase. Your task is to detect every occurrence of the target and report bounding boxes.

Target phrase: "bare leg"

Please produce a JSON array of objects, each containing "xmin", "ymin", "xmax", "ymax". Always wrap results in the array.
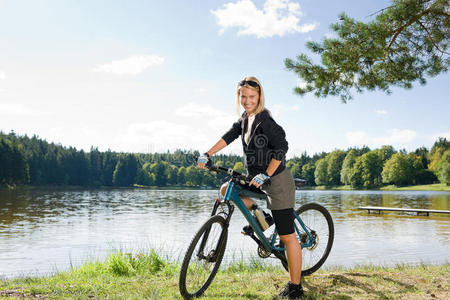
[
  {"xmin": 241, "ymin": 195, "xmax": 255, "ymax": 210},
  {"xmin": 220, "ymin": 182, "xmax": 255, "ymax": 210},
  {"xmin": 280, "ymin": 233, "xmax": 302, "ymax": 285}
]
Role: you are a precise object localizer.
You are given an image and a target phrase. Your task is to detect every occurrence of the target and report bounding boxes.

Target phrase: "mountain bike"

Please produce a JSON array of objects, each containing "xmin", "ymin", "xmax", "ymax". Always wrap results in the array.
[{"xmin": 179, "ymin": 160, "xmax": 334, "ymax": 299}]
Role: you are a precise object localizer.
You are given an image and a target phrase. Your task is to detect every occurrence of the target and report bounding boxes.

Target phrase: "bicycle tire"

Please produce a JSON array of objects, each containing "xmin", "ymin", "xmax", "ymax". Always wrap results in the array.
[
  {"xmin": 296, "ymin": 202, "xmax": 334, "ymax": 276},
  {"xmin": 179, "ymin": 215, "xmax": 228, "ymax": 299}
]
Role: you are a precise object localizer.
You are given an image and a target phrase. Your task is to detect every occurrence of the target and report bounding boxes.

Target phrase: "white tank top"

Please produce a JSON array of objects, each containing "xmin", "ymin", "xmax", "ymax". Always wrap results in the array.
[{"xmin": 244, "ymin": 114, "xmax": 255, "ymax": 145}]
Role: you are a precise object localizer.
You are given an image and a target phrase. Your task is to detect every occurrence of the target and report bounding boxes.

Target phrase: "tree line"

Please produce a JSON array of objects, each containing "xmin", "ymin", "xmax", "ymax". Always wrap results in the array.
[
  {"xmin": 0, "ymin": 130, "xmax": 449, "ymax": 188},
  {"xmin": 0, "ymin": 131, "xmax": 241, "ymax": 188},
  {"xmin": 288, "ymin": 138, "xmax": 449, "ymax": 187}
]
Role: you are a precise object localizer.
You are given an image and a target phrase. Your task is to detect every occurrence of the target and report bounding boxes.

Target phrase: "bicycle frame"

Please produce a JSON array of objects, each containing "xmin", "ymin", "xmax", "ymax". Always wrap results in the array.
[
  {"xmin": 180, "ymin": 159, "xmax": 334, "ymax": 299},
  {"xmin": 222, "ymin": 180, "xmax": 316, "ymax": 253}
]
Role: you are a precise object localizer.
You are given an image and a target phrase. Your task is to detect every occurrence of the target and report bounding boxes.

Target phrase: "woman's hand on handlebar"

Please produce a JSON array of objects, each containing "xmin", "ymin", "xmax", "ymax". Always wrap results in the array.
[
  {"xmin": 249, "ymin": 173, "xmax": 270, "ymax": 188},
  {"xmin": 197, "ymin": 153, "xmax": 210, "ymax": 169}
]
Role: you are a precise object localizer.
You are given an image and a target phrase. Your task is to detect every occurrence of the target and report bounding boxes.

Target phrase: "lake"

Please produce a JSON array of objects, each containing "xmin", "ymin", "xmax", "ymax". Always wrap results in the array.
[{"xmin": 0, "ymin": 188, "xmax": 449, "ymax": 278}]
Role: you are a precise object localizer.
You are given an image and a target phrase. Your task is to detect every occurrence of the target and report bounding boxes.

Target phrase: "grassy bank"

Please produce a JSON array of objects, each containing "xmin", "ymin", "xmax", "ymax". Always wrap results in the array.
[
  {"xmin": 379, "ymin": 183, "xmax": 450, "ymax": 191},
  {"xmin": 4, "ymin": 183, "xmax": 449, "ymax": 192},
  {"xmin": 308, "ymin": 183, "xmax": 450, "ymax": 192},
  {"xmin": 1, "ymin": 251, "xmax": 448, "ymax": 299}
]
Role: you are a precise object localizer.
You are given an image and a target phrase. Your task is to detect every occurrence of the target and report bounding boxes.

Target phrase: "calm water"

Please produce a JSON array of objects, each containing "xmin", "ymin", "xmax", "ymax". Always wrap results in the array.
[{"xmin": 0, "ymin": 188, "xmax": 449, "ymax": 278}]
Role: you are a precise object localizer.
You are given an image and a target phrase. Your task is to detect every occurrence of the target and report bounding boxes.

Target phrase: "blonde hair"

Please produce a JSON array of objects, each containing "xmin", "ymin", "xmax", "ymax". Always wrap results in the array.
[{"xmin": 236, "ymin": 76, "xmax": 265, "ymax": 118}]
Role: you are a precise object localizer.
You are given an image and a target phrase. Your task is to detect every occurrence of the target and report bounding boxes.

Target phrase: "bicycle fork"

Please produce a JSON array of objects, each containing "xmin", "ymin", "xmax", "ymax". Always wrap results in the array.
[{"xmin": 196, "ymin": 199, "xmax": 234, "ymax": 262}]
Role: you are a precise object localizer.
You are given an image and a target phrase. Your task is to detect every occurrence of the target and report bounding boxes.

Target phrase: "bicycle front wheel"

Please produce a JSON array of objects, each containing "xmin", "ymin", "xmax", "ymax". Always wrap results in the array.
[
  {"xmin": 179, "ymin": 215, "xmax": 228, "ymax": 299},
  {"xmin": 296, "ymin": 202, "xmax": 334, "ymax": 276}
]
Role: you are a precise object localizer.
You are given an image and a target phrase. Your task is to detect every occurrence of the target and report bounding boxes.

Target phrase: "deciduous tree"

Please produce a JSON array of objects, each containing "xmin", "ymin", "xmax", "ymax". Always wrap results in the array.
[
  {"xmin": 326, "ymin": 150, "xmax": 347, "ymax": 185},
  {"xmin": 315, "ymin": 158, "xmax": 329, "ymax": 185},
  {"xmin": 341, "ymin": 149, "xmax": 358, "ymax": 185}
]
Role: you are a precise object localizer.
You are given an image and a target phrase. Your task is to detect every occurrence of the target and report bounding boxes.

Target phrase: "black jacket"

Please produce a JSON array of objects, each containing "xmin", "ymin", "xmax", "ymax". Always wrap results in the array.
[{"xmin": 221, "ymin": 109, "xmax": 288, "ymax": 177}]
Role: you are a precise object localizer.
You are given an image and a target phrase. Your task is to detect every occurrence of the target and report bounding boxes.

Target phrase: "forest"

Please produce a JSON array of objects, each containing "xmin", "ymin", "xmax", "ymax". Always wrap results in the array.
[{"xmin": 0, "ymin": 130, "xmax": 449, "ymax": 189}]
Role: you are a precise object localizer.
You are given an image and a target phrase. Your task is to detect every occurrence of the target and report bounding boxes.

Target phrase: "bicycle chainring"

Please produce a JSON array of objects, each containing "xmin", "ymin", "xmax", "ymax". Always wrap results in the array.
[{"xmin": 257, "ymin": 244, "xmax": 271, "ymax": 258}]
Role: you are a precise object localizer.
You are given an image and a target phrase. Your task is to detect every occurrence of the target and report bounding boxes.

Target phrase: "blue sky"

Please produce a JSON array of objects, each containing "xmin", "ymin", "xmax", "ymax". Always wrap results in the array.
[{"xmin": 0, "ymin": 0, "xmax": 448, "ymax": 158}]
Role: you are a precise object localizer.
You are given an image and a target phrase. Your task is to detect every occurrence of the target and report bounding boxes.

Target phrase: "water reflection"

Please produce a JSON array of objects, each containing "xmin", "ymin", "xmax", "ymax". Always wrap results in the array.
[{"xmin": 0, "ymin": 188, "xmax": 449, "ymax": 278}]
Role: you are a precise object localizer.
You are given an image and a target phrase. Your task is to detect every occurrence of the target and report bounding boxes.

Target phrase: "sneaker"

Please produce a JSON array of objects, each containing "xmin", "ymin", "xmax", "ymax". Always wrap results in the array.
[{"xmin": 273, "ymin": 282, "xmax": 304, "ymax": 299}]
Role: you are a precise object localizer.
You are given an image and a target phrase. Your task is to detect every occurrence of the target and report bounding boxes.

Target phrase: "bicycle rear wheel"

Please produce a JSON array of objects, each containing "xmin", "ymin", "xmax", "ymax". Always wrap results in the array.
[
  {"xmin": 179, "ymin": 215, "xmax": 228, "ymax": 299},
  {"xmin": 296, "ymin": 203, "xmax": 334, "ymax": 276}
]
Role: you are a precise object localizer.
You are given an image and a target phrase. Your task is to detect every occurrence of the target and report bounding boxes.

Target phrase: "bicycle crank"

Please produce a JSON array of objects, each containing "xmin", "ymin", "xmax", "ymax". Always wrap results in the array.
[{"xmin": 257, "ymin": 244, "xmax": 271, "ymax": 258}]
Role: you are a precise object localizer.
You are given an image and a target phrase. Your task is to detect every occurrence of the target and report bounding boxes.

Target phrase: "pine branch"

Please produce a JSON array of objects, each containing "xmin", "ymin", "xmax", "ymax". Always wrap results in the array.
[
  {"xmin": 366, "ymin": 4, "xmax": 396, "ymax": 18},
  {"xmin": 385, "ymin": 0, "xmax": 447, "ymax": 54},
  {"xmin": 386, "ymin": 6, "xmax": 434, "ymax": 53},
  {"xmin": 417, "ymin": 20, "xmax": 450, "ymax": 55}
]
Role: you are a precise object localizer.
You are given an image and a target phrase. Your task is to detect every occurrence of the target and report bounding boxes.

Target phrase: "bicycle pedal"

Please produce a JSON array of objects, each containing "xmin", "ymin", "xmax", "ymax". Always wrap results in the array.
[{"xmin": 241, "ymin": 225, "xmax": 253, "ymax": 236}]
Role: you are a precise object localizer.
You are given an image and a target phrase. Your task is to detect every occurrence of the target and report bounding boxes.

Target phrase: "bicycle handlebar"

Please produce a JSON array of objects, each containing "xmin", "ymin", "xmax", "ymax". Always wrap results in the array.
[{"xmin": 193, "ymin": 155, "xmax": 252, "ymax": 185}]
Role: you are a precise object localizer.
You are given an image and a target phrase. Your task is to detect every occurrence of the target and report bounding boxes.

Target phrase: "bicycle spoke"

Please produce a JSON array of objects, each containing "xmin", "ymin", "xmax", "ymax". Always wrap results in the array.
[
  {"xmin": 187, "ymin": 223, "xmax": 219, "ymax": 290},
  {"xmin": 296, "ymin": 203, "xmax": 334, "ymax": 276},
  {"xmin": 179, "ymin": 215, "xmax": 228, "ymax": 298}
]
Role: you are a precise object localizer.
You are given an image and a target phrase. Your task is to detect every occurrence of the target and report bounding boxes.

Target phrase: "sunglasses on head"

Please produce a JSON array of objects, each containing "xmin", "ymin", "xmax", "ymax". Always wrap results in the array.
[{"xmin": 238, "ymin": 80, "xmax": 259, "ymax": 88}]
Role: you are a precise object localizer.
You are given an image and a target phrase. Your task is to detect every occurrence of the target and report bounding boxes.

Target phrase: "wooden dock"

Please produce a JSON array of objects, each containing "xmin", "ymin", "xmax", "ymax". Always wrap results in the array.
[
  {"xmin": 358, "ymin": 206, "xmax": 450, "ymax": 216},
  {"xmin": 294, "ymin": 178, "xmax": 307, "ymax": 188}
]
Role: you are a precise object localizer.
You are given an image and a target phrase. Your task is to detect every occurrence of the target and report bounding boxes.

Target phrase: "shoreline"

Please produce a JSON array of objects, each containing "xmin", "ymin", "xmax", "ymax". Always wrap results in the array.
[
  {"xmin": 0, "ymin": 184, "xmax": 212, "ymax": 191},
  {"xmin": 303, "ymin": 183, "xmax": 450, "ymax": 192},
  {"xmin": 2, "ymin": 183, "xmax": 449, "ymax": 192},
  {"xmin": 1, "ymin": 252, "xmax": 448, "ymax": 299},
  {"xmin": 0, "ymin": 183, "xmax": 450, "ymax": 192}
]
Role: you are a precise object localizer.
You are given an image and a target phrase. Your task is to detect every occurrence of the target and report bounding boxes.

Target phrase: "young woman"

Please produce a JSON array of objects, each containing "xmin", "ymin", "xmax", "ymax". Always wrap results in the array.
[{"xmin": 197, "ymin": 76, "xmax": 304, "ymax": 299}]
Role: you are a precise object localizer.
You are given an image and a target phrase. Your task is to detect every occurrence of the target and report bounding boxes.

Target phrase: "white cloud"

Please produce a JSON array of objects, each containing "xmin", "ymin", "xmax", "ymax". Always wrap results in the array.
[
  {"xmin": 92, "ymin": 55, "xmax": 164, "ymax": 75},
  {"xmin": 211, "ymin": 0, "xmax": 318, "ymax": 38},
  {"xmin": 347, "ymin": 131, "xmax": 370, "ymax": 145},
  {"xmin": 292, "ymin": 104, "xmax": 300, "ymax": 111},
  {"xmin": 374, "ymin": 129, "xmax": 416, "ymax": 145},
  {"xmin": 175, "ymin": 102, "xmax": 229, "ymax": 118},
  {"xmin": 376, "ymin": 110, "xmax": 388, "ymax": 115},
  {"xmin": 0, "ymin": 88, "xmax": 5, "ymax": 92},
  {"xmin": 298, "ymin": 23, "xmax": 319, "ymax": 33},
  {"xmin": 0, "ymin": 70, "xmax": 6, "ymax": 80},
  {"xmin": 115, "ymin": 121, "xmax": 208, "ymax": 153},
  {"xmin": 194, "ymin": 88, "xmax": 207, "ymax": 96},
  {"xmin": 175, "ymin": 102, "xmax": 237, "ymax": 131},
  {"xmin": 173, "ymin": 102, "xmax": 244, "ymax": 154},
  {"xmin": 270, "ymin": 103, "xmax": 285, "ymax": 118},
  {"xmin": 430, "ymin": 132, "xmax": 450, "ymax": 141},
  {"xmin": 297, "ymin": 79, "xmax": 307, "ymax": 89},
  {"xmin": 346, "ymin": 129, "xmax": 417, "ymax": 148},
  {"xmin": 0, "ymin": 102, "xmax": 48, "ymax": 116}
]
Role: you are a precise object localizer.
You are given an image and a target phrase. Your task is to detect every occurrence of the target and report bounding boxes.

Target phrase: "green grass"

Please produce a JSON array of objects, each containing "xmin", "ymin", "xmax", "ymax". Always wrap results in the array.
[
  {"xmin": 1, "ymin": 251, "xmax": 448, "ymax": 299},
  {"xmin": 379, "ymin": 183, "xmax": 450, "ymax": 191},
  {"xmin": 308, "ymin": 183, "xmax": 450, "ymax": 192},
  {"xmin": 5, "ymin": 183, "xmax": 449, "ymax": 192}
]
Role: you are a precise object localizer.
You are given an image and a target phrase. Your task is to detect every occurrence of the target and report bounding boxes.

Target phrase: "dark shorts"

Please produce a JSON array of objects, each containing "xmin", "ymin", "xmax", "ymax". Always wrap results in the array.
[{"xmin": 271, "ymin": 208, "xmax": 295, "ymax": 235}]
